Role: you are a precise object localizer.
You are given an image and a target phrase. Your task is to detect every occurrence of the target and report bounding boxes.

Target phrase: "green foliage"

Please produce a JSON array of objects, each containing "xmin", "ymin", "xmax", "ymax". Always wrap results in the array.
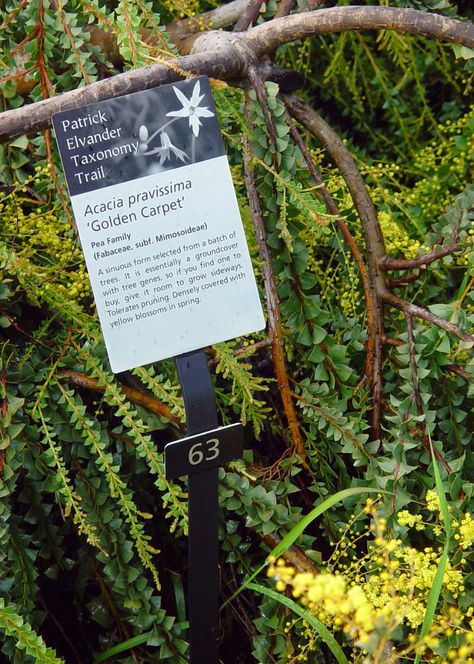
[
  {"xmin": 0, "ymin": 599, "xmax": 63, "ymax": 664},
  {"xmin": 214, "ymin": 341, "xmax": 270, "ymax": 436}
]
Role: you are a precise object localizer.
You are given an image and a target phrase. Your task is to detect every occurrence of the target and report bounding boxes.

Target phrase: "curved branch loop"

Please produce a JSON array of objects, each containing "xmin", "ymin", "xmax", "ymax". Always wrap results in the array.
[{"xmin": 1, "ymin": 7, "xmax": 473, "ymax": 142}]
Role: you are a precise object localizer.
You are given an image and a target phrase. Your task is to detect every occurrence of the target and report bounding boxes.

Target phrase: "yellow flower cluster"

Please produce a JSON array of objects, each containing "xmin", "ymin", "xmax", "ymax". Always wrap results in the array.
[
  {"xmin": 397, "ymin": 509, "xmax": 424, "ymax": 530},
  {"xmin": 268, "ymin": 559, "xmax": 390, "ymax": 645},
  {"xmin": 426, "ymin": 489, "xmax": 441, "ymax": 512},
  {"xmin": 378, "ymin": 211, "xmax": 423, "ymax": 259},
  {"xmin": 456, "ymin": 512, "xmax": 474, "ymax": 550},
  {"xmin": 162, "ymin": 0, "xmax": 201, "ymax": 20},
  {"xmin": 269, "ymin": 497, "xmax": 473, "ymax": 662},
  {"xmin": 362, "ymin": 541, "xmax": 464, "ymax": 622},
  {"xmin": 0, "ymin": 170, "xmax": 91, "ymax": 304},
  {"xmin": 396, "ymin": 106, "xmax": 474, "ymax": 220}
]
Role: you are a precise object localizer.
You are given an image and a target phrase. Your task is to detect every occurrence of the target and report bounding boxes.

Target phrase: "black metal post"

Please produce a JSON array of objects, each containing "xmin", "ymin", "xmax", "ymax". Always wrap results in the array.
[{"xmin": 175, "ymin": 350, "xmax": 219, "ymax": 664}]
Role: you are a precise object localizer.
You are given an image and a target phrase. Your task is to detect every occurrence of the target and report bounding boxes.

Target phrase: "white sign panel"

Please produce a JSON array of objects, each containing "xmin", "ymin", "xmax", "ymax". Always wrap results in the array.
[{"xmin": 53, "ymin": 77, "xmax": 265, "ymax": 373}]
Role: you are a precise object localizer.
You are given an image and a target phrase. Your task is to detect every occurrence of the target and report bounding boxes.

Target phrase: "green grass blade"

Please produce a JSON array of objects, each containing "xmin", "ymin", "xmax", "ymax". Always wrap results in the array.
[
  {"xmin": 414, "ymin": 432, "xmax": 451, "ymax": 664},
  {"xmin": 247, "ymin": 582, "xmax": 349, "ymax": 664},
  {"xmin": 171, "ymin": 572, "xmax": 187, "ymax": 625},
  {"xmin": 413, "ymin": 543, "xmax": 448, "ymax": 664},
  {"xmin": 93, "ymin": 633, "xmax": 154, "ymax": 663},
  {"xmin": 428, "ymin": 431, "xmax": 451, "ymax": 537},
  {"xmin": 269, "ymin": 487, "xmax": 383, "ymax": 559}
]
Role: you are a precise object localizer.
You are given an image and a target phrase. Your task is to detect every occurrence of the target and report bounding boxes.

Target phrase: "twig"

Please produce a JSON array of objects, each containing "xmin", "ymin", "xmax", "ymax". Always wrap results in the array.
[
  {"xmin": 234, "ymin": 0, "xmax": 267, "ymax": 32},
  {"xmin": 57, "ymin": 370, "xmax": 183, "ymax": 425},
  {"xmin": 455, "ymin": 275, "xmax": 474, "ymax": 309},
  {"xmin": 0, "ymin": 0, "xmax": 29, "ymax": 30},
  {"xmin": 44, "ymin": 128, "xmax": 77, "ymax": 231},
  {"xmin": 383, "ymin": 336, "xmax": 403, "ymax": 348},
  {"xmin": 406, "ymin": 315, "xmax": 423, "ymax": 416},
  {"xmin": 243, "ymin": 100, "xmax": 306, "ymax": 463},
  {"xmin": 37, "ymin": 595, "xmax": 83, "ymax": 664},
  {"xmin": 445, "ymin": 364, "xmax": 473, "ymax": 381},
  {"xmin": 87, "ymin": 552, "xmax": 133, "ymax": 645},
  {"xmin": 274, "ymin": 0, "xmax": 297, "ymax": 20},
  {"xmin": 381, "ymin": 245, "xmax": 461, "ymax": 271},
  {"xmin": 285, "ymin": 111, "xmax": 373, "ymax": 333},
  {"xmin": 261, "ymin": 532, "xmax": 320, "ymax": 574},
  {"xmin": 293, "ymin": 391, "xmax": 373, "ymax": 460},
  {"xmin": 207, "ymin": 338, "xmax": 272, "ymax": 366},
  {"xmin": 382, "ymin": 207, "xmax": 464, "ymax": 271},
  {"xmin": 383, "ymin": 290, "xmax": 474, "ymax": 344},
  {"xmin": 247, "ymin": 65, "xmax": 278, "ymax": 149},
  {"xmin": 234, "ymin": 338, "xmax": 272, "ymax": 358},
  {"xmin": 387, "ymin": 271, "xmax": 420, "ymax": 287}
]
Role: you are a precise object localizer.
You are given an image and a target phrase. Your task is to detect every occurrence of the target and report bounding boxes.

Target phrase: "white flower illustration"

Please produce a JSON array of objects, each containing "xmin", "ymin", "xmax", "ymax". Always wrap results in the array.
[
  {"xmin": 157, "ymin": 131, "xmax": 188, "ymax": 165},
  {"xmin": 166, "ymin": 80, "xmax": 214, "ymax": 138},
  {"xmin": 137, "ymin": 127, "xmax": 189, "ymax": 165}
]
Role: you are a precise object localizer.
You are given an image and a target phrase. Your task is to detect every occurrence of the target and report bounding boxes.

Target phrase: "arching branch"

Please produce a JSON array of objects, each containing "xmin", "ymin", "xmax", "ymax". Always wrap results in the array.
[
  {"xmin": 284, "ymin": 94, "xmax": 386, "ymax": 440},
  {"xmin": 1, "ymin": 7, "xmax": 473, "ymax": 143},
  {"xmin": 244, "ymin": 6, "xmax": 474, "ymax": 57}
]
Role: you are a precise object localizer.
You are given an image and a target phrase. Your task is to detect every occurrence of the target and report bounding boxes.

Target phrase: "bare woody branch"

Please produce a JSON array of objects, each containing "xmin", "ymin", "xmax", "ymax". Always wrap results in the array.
[
  {"xmin": 381, "ymin": 245, "xmax": 462, "ymax": 271},
  {"xmin": 58, "ymin": 370, "xmax": 183, "ymax": 426},
  {"xmin": 0, "ymin": 48, "xmax": 247, "ymax": 143},
  {"xmin": 244, "ymin": 6, "xmax": 474, "ymax": 57},
  {"xmin": 234, "ymin": 0, "xmax": 267, "ymax": 32},
  {"xmin": 242, "ymin": 109, "xmax": 306, "ymax": 463},
  {"xmin": 167, "ymin": 0, "xmax": 250, "ymax": 35},
  {"xmin": 1, "ymin": 7, "xmax": 473, "ymax": 143},
  {"xmin": 383, "ymin": 291, "xmax": 474, "ymax": 345}
]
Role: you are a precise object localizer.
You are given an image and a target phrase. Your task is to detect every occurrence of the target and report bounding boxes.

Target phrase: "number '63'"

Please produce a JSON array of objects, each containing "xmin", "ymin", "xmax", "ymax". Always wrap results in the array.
[{"xmin": 188, "ymin": 439, "xmax": 220, "ymax": 465}]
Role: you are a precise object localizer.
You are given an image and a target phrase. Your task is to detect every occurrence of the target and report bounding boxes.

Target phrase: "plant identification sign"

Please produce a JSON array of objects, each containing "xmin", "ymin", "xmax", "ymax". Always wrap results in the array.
[{"xmin": 53, "ymin": 76, "xmax": 264, "ymax": 373}]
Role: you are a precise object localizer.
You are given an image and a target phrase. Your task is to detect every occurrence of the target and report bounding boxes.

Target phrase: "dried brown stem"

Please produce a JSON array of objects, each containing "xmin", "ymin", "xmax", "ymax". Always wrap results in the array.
[
  {"xmin": 274, "ymin": 0, "xmax": 297, "ymax": 20},
  {"xmin": 381, "ymin": 245, "xmax": 461, "ymax": 271},
  {"xmin": 445, "ymin": 364, "xmax": 473, "ymax": 381},
  {"xmin": 247, "ymin": 65, "xmax": 278, "ymax": 149},
  {"xmin": 387, "ymin": 271, "xmax": 421, "ymax": 287},
  {"xmin": 406, "ymin": 315, "xmax": 423, "ymax": 416},
  {"xmin": 243, "ymin": 105, "xmax": 306, "ymax": 463},
  {"xmin": 234, "ymin": 338, "xmax": 272, "ymax": 358},
  {"xmin": 88, "ymin": 553, "xmax": 132, "ymax": 642},
  {"xmin": 261, "ymin": 532, "xmax": 319, "ymax": 574},
  {"xmin": 207, "ymin": 338, "xmax": 272, "ymax": 366},
  {"xmin": 58, "ymin": 370, "xmax": 182, "ymax": 425},
  {"xmin": 0, "ymin": 0, "xmax": 29, "ymax": 30},
  {"xmin": 383, "ymin": 291, "xmax": 474, "ymax": 344},
  {"xmin": 383, "ymin": 336, "xmax": 403, "ymax": 348},
  {"xmin": 234, "ymin": 0, "xmax": 267, "ymax": 32}
]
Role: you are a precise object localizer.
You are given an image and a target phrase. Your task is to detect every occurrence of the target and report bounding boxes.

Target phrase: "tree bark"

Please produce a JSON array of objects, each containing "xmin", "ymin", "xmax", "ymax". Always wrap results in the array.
[{"xmin": 1, "ymin": 7, "xmax": 473, "ymax": 142}]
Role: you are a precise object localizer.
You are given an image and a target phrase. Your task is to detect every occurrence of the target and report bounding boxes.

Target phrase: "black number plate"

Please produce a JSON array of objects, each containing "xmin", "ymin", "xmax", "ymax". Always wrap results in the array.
[{"xmin": 164, "ymin": 423, "xmax": 244, "ymax": 479}]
